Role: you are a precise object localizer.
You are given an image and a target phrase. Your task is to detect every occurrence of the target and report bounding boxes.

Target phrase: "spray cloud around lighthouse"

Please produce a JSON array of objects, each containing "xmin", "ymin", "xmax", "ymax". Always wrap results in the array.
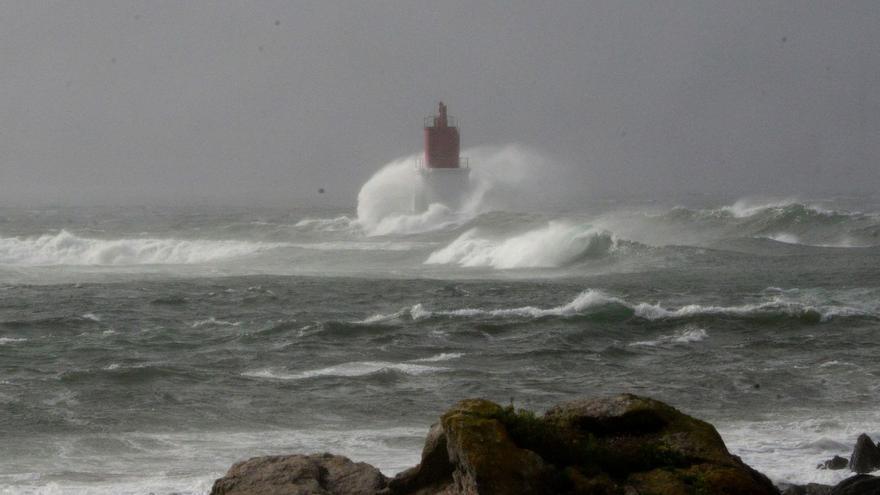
[
  {"xmin": 353, "ymin": 103, "xmax": 573, "ymax": 236},
  {"xmin": 354, "ymin": 144, "xmax": 558, "ymax": 236}
]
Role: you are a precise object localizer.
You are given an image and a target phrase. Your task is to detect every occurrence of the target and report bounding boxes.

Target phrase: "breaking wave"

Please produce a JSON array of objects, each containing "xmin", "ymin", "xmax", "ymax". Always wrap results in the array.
[
  {"xmin": 406, "ymin": 289, "xmax": 874, "ymax": 323},
  {"xmin": 411, "ymin": 352, "xmax": 464, "ymax": 362},
  {"xmin": 425, "ymin": 222, "xmax": 619, "ymax": 268},
  {"xmin": 0, "ymin": 230, "xmax": 283, "ymax": 266},
  {"xmin": 354, "ymin": 144, "xmax": 562, "ymax": 236},
  {"xmin": 601, "ymin": 198, "xmax": 880, "ymax": 249},
  {"xmin": 630, "ymin": 327, "xmax": 709, "ymax": 346},
  {"xmin": 243, "ymin": 361, "xmax": 448, "ymax": 380}
]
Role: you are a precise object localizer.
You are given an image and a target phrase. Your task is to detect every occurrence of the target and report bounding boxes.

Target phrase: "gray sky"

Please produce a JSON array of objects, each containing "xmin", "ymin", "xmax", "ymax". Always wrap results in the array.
[{"xmin": 1, "ymin": 1, "xmax": 878, "ymax": 206}]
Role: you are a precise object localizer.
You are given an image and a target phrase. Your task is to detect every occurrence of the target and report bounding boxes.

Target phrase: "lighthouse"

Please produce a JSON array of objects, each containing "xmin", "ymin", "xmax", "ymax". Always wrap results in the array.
[{"xmin": 413, "ymin": 102, "xmax": 470, "ymax": 212}]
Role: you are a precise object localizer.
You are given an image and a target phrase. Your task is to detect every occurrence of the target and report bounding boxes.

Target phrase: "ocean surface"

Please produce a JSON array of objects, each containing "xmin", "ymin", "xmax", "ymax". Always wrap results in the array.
[{"xmin": 2, "ymin": 155, "xmax": 880, "ymax": 493}]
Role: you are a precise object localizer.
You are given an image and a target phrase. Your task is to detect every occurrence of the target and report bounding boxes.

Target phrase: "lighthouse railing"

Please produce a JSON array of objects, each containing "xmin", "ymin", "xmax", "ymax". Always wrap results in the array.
[{"xmin": 423, "ymin": 116, "xmax": 458, "ymax": 128}]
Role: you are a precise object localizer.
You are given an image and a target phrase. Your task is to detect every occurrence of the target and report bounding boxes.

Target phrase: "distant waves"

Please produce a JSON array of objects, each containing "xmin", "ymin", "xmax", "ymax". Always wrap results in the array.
[{"xmin": 0, "ymin": 230, "xmax": 284, "ymax": 265}]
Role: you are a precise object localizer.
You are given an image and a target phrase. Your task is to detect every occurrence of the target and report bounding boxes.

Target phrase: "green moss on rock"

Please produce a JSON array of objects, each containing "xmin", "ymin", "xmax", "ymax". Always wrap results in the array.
[{"xmin": 388, "ymin": 394, "xmax": 779, "ymax": 495}]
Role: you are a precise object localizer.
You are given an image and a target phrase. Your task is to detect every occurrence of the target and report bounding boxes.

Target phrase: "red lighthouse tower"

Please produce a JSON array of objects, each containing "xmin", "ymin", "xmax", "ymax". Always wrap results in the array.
[
  {"xmin": 414, "ymin": 102, "xmax": 470, "ymax": 212},
  {"xmin": 424, "ymin": 102, "xmax": 460, "ymax": 168}
]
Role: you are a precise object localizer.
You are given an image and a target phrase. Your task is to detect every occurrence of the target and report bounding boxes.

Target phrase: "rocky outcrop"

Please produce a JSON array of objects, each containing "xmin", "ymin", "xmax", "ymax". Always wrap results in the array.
[
  {"xmin": 210, "ymin": 453, "xmax": 388, "ymax": 495},
  {"xmin": 828, "ymin": 475, "xmax": 880, "ymax": 495},
  {"xmin": 817, "ymin": 456, "xmax": 848, "ymax": 470},
  {"xmin": 848, "ymin": 434, "xmax": 880, "ymax": 474},
  {"xmin": 781, "ymin": 483, "xmax": 831, "ymax": 495},
  {"xmin": 393, "ymin": 394, "xmax": 779, "ymax": 494},
  {"xmin": 210, "ymin": 394, "xmax": 783, "ymax": 494}
]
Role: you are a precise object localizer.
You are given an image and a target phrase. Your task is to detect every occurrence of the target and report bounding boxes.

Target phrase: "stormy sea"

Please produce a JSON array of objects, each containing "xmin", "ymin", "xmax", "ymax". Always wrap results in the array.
[{"xmin": 1, "ymin": 147, "xmax": 879, "ymax": 494}]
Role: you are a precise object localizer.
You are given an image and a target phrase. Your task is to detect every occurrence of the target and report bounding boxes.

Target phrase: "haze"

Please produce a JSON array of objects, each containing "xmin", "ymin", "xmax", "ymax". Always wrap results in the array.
[{"xmin": 1, "ymin": 1, "xmax": 878, "ymax": 206}]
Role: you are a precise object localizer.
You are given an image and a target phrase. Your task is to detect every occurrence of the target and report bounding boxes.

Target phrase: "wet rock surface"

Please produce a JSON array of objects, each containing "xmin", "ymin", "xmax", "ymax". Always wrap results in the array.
[
  {"xmin": 781, "ymin": 482, "xmax": 832, "ymax": 495},
  {"xmin": 210, "ymin": 453, "xmax": 388, "ymax": 495},
  {"xmin": 212, "ymin": 394, "xmax": 785, "ymax": 495},
  {"xmin": 817, "ymin": 456, "xmax": 849, "ymax": 470},
  {"xmin": 848, "ymin": 434, "xmax": 880, "ymax": 474},
  {"xmin": 828, "ymin": 475, "xmax": 880, "ymax": 495}
]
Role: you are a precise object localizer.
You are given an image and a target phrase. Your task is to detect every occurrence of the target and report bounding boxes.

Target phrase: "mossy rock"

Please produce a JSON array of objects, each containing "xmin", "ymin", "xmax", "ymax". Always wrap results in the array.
[
  {"xmin": 440, "ymin": 399, "xmax": 558, "ymax": 494},
  {"xmin": 389, "ymin": 395, "xmax": 778, "ymax": 495},
  {"xmin": 545, "ymin": 394, "xmax": 733, "ymax": 467}
]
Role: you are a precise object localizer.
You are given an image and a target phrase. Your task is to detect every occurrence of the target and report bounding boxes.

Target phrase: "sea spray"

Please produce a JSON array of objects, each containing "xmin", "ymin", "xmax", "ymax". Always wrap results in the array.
[
  {"xmin": 0, "ymin": 230, "xmax": 284, "ymax": 265},
  {"xmin": 354, "ymin": 144, "xmax": 565, "ymax": 236},
  {"xmin": 425, "ymin": 222, "xmax": 618, "ymax": 268}
]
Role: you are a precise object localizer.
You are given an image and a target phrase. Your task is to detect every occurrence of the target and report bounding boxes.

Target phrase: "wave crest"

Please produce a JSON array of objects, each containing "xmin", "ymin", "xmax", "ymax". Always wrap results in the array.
[
  {"xmin": 0, "ymin": 230, "xmax": 282, "ymax": 266},
  {"xmin": 407, "ymin": 289, "xmax": 873, "ymax": 323},
  {"xmin": 425, "ymin": 222, "xmax": 619, "ymax": 268},
  {"xmin": 243, "ymin": 361, "xmax": 448, "ymax": 380}
]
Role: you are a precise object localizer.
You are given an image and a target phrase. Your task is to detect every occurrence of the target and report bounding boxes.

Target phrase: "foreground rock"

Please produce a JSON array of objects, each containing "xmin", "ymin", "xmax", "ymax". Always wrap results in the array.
[
  {"xmin": 781, "ymin": 482, "xmax": 831, "ymax": 495},
  {"xmin": 210, "ymin": 453, "xmax": 387, "ymax": 495},
  {"xmin": 212, "ymin": 394, "xmax": 781, "ymax": 495},
  {"xmin": 848, "ymin": 434, "xmax": 880, "ymax": 474},
  {"xmin": 829, "ymin": 475, "xmax": 880, "ymax": 494}
]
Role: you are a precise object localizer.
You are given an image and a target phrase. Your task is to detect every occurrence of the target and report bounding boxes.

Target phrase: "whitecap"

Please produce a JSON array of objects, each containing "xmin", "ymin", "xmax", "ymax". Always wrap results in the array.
[
  {"xmin": 425, "ymin": 222, "xmax": 618, "ymax": 269},
  {"xmin": 356, "ymin": 310, "xmax": 409, "ymax": 324},
  {"xmin": 191, "ymin": 317, "xmax": 240, "ymax": 328},
  {"xmin": 409, "ymin": 290, "xmax": 626, "ymax": 320},
  {"xmin": 407, "ymin": 290, "xmax": 873, "ymax": 323},
  {"xmin": 630, "ymin": 328, "xmax": 708, "ymax": 347},
  {"xmin": 294, "ymin": 216, "xmax": 356, "ymax": 232},
  {"xmin": 243, "ymin": 361, "xmax": 448, "ymax": 380},
  {"xmin": 410, "ymin": 352, "xmax": 464, "ymax": 362},
  {"xmin": 0, "ymin": 230, "xmax": 286, "ymax": 266},
  {"xmin": 0, "ymin": 337, "xmax": 27, "ymax": 345}
]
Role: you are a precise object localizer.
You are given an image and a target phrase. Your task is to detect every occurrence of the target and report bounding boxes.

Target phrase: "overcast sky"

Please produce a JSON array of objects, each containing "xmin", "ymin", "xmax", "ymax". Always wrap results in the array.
[{"xmin": 1, "ymin": 1, "xmax": 878, "ymax": 206}]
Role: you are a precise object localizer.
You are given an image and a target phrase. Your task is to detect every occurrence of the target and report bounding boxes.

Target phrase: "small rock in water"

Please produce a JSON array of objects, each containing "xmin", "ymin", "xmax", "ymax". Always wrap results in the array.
[
  {"xmin": 817, "ymin": 455, "xmax": 849, "ymax": 470},
  {"xmin": 849, "ymin": 433, "xmax": 880, "ymax": 474}
]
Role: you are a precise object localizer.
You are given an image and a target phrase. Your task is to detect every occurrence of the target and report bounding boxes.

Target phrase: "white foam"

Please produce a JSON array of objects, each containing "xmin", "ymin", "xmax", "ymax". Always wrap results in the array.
[
  {"xmin": 629, "ymin": 298, "xmax": 859, "ymax": 321},
  {"xmin": 631, "ymin": 327, "xmax": 708, "ymax": 346},
  {"xmin": 243, "ymin": 361, "xmax": 448, "ymax": 380},
  {"xmin": 723, "ymin": 198, "xmax": 803, "ymax": 218},
  {"xmin": 0, "ymin": 427, "xmax": 424, "ymax": 494},
  {"xmin": 80, "ymin": 313, "xmax": 101, "ymax": 322},
  {"xmin": 190, "ymin": 317, "xmax": 240, "ymax": 328},
  {"xmin": 291, "ymin": 241, "xmax": 429, "ymax": 252},
  {"xmin": 356, "ymin": 309, "xmax": 409, "ymax": 324},
  {"xmin": 765, "ymin": 233, "xmax": 802, "ymax": 244},
  {"xmin": 407, "ymin": 290, "xmax": 873, "ymax": 322},
  {"xmin": 0, "ymin": 337, "xmax": 27, "ymax": 345},
  {"xmin": 761, "ymin": 233, "xmax": 861, "ymax": 248},
  {"xmin": 294, "ymin": 216, "xmax": 355, "ymax": 232},
  {"xmin": 720, "ymin": 416, "xmax": 880, "ymax": 486},
  {"xmin": 410, "ymin": 352, "xmax": 464, "ymax": 362},
  {"xmin": 425, "ymin": 222, "xmax": 617, "ymax": 269},
  {"xmin": 410, "ymin": 289, "xmax": 626, "ymax": 319},
  {"xmin": 0, "ymin": 230, "xmax": 284, "ymax": 266}
]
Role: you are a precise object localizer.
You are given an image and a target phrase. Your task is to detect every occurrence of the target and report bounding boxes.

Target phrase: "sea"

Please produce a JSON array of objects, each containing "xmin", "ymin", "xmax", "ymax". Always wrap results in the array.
[{"xmin": 1, "ymin": 147, "xmax": 879, "ymax": 493}]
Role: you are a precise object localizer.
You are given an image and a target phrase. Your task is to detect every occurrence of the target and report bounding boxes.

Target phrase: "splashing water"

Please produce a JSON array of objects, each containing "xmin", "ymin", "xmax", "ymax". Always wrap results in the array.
[
  {"xmin": 354, "ymin": 144, "xmax": 560, "ymax": 236},
  {"xmin": 425, "ymin": 222, "xmax": 617, "ymax": 268},
  {"xmin": 0, "ymin": 230, "xmax": 283, "ymax": 266}
]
